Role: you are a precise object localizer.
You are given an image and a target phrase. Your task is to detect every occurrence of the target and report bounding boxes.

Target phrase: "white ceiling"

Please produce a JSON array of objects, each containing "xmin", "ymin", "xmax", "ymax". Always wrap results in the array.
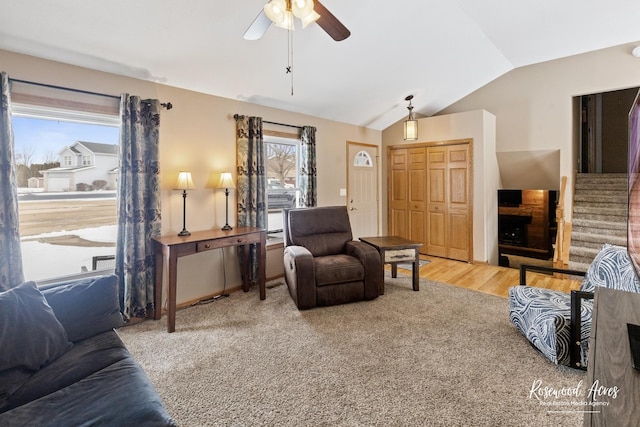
[{"xmin": 2, "ymin": 0, "xmax": 640, "ymax": 130}]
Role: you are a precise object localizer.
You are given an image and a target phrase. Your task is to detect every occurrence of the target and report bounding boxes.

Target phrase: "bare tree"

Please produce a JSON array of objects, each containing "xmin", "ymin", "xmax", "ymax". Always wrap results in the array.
[
  {"xmin": 266, "ymin": 144, "xmax": 295, "ymax": 185},
  {"xmin": 42, "ymin": 150, "xmax": 58, "ymax": 165},
  {"xmin": 15, "ymin": 145, "xmax": 36, "ymax": 167}
]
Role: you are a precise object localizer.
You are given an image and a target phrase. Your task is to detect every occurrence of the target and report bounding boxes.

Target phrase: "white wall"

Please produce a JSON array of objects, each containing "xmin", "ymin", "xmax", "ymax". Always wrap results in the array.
[
  {"xmin": 1, "ymin": 49, "xmax": 382, "ymax": 306},
  {"xmin": 439, "ymin": 41, "xmax": 640, "ymax": 221}
]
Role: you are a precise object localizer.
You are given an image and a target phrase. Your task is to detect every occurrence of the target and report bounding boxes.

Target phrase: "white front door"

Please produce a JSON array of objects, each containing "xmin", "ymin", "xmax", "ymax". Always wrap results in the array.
[{"xmin": 347, "ymin": 142, "xmax": 379, "ymax": 239}]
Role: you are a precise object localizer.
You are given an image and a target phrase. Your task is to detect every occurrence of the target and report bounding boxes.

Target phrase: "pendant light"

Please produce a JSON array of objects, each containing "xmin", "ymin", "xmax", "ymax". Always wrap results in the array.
[{"xmin": 403, "ymin": 95, "xmax": 418, "ymax": 141}]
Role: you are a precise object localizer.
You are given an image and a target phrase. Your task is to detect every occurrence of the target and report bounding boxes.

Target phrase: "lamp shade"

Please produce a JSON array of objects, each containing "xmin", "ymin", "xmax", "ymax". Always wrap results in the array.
[
  {"xmin": 274, "ymin": 10, "xmax": 295, "ymax": 30},
  {"xmin": 404, "ymin": 119, "xmax": 418, "ymax": 141},
  {"xmin": 218, "ymin": 172, "xmax": 236, "ymax": 189},
  {"xmin": 300, "ymin": 10, "xmax": 321, "ymax": 28},
  {"xmin": 175, "ymin": 171, "xmax": 195, "ymax": 190},
  {"xmin": 292, "ymin": 0, "xmax": 314, "ymax": 19},
  {"xmin": 264, "ymin": 0, "xmax": 287, "ymax": 25}
]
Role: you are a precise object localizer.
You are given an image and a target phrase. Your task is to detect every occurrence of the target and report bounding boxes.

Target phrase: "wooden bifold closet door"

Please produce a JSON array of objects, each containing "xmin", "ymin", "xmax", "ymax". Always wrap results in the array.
[
  {"xmin": 388, "ymin": 141, "xmax": 472, "ymax": 262},
  {"xmin": 426, "ymin": 144, "xmax": 471, "ymax": 262},
  {"xmin": 388, "ymin": 147, "xmax": 427, "ymax": 247}
]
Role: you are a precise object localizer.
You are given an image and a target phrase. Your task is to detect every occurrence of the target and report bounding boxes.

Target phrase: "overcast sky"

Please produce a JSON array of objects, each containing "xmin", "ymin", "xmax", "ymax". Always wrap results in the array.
[{"xmin": 13, "ymin": 117, "xmax": 119, "ymax": 164}]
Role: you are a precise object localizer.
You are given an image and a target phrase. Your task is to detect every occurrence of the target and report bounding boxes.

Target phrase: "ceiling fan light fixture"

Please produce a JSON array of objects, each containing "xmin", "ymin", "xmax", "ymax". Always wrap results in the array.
[
  {"xmin": 403, "ymin": 95, "xmax": 418, "ymax": 141},
  {"xmin": 292, "ymin": 0, "xmax": 314, "ymax": 19},
  {"xmin": 245, "ymin": 0, "xmax": 349, "ymax": 42},
  {"xmin": 274, "ymin": 10, "xmax": 295, "ymax": 30},
  {"xmin": 264, "ymin": 0, "xmax": 287, "ymax": 25},
  {"xmin": 300, "ymin": 10, "xmax": 321, "ymax": 28}
]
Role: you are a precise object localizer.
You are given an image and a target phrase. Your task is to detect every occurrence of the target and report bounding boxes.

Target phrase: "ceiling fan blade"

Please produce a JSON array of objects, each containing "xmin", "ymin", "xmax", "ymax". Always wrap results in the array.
[
  {"xmin": 243, "ymin": 9, "xmax": 272, "ymax": 40},
  {"xmin": 314, "ymin": 0, "xmax": 350, "ymax": 41}
]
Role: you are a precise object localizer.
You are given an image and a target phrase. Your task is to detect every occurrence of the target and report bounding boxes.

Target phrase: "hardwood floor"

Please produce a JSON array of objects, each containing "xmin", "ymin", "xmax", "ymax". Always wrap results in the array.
[{"xmin": 396, "ymin": 255, "xmax": 582, "ymax": 298}]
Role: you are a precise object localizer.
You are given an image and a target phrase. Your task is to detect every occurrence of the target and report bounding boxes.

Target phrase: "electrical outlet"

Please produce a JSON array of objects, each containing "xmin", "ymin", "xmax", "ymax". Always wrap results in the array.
[{"xmin": 339, "ymin": 188, "xmax": 347, "ymax": 196}]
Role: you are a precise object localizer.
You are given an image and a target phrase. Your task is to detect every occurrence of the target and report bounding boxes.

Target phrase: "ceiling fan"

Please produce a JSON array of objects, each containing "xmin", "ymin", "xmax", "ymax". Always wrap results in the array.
[{"xmin": 244, "ymin": 0, "xmax": 350, "ymax": 42}]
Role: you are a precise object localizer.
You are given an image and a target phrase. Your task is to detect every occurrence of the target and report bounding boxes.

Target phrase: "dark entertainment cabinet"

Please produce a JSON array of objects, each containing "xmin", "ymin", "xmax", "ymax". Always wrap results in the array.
[{"xmin": 498, "ymin": 189, "xmax": 557, "ymax": 260}]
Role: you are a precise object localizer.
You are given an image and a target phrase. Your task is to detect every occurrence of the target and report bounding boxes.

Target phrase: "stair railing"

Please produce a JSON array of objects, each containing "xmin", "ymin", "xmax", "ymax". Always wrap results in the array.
[{"xmin": 553, "ymin": 176, "xmax": 569, "ymax": 269}]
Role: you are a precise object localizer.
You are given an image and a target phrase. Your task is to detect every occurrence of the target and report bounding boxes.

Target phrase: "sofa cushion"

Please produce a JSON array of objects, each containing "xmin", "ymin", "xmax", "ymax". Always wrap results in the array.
[
  {"xmin": 314, "ymin": 254, "xmax": 364, "ymax": 286},
  {"xmin": 0, "ymin": 353, "xmax": 176, "ymax": 426},
  {"xmin": 0, "ymin": 330, "xmax": 130, "ymax": 414},
  {"xmin": 0, "ymin": 281, "xmax": 73, "ymax": 371},
  {"xmin": 580, "ymin": 244, "xmax": 640, "ymax": 293},
  {"xmin": 42, "ymin": 274, "xmax": 123, "ymax": 342}
]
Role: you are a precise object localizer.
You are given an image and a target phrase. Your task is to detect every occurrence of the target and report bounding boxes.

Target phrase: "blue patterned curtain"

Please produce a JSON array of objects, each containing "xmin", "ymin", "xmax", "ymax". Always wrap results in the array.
[
  {"xmin": 0, "ymin": 72, "xmax": 24, "ymax": 290},
  {"xmin": 116, "ymin": 95, "xmax": 161, "ymax": 320},
  {"xmin": 299, "ymin": 125, "xmax": 317, "ymax": 207},
  {"xmin": 235, "ymin": 115, "xmax": 265, "ymax": 283}
]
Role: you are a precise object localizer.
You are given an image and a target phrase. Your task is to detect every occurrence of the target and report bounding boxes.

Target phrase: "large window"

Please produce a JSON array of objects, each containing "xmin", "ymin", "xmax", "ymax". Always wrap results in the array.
[
  {"xmin": 265, "ymin": 136, "xmax": 300, "ymax": 238},
  {"xmin": 12, "ymin": 104, "xmax": 120, "ymax": 281}
]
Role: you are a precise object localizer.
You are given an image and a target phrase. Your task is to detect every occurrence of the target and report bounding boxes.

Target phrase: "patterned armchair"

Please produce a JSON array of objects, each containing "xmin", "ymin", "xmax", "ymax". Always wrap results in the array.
[{"xmin": 509, "ymin": 244, "xmax": 640, "ymax": 369}]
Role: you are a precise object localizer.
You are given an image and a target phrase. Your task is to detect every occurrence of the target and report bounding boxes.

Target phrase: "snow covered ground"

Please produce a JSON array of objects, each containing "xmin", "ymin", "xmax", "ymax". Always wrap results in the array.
[
  {"xmin": 21, "ymin": 211, "xmax": 282, "ymax": 281},
  {"xmin": 21, "ymin": 225, "xmax": 116, "ymax": 281}
]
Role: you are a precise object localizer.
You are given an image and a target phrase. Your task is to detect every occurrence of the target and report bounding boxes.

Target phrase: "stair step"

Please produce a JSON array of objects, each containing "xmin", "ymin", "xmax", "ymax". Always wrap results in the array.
[
  {"xmin": 568, "ymin": 258, "xmax": 594, "ymax": 268},
  {"xmin": 571, "ymin": 213, "xmax": 627, "ymax": 222},
  {"xmin": 570, "ymin": 232, "xmax": 627, "ymax": 247},
  {"xmin": 568, "ymin": 261, "xmax": 591, "ymax": 273},
  {"xmin": 574, "ymin": 192, "xmax": 628, "ymax": 204},
  {"xmin": 575, "ymin": 181, "xmax": 629, "ymax": 189},
  {"xmin": 575, "ymin": 179, "xmax": 629, "ymax": 192},
  {"xmin": 575, "ymin": 174, "xmax": 627, "ymax": 194},
  {"xmin": 570, "ymin": 233, "xmax": 627, "ymax": 245},
  {"xmin": 576, "ymin": 173, "xmax": 627, "ymax": 182},
  {"xmin": 572, "ymin": 218, "xmax": 627, "ymax": 231},
  {"xmin": 572, "ymin": 205, "xmax": 628, "ymax": 217},
  {"xmin": 569, "ymin": 245, "xmax": 602, "ymax": 260}
]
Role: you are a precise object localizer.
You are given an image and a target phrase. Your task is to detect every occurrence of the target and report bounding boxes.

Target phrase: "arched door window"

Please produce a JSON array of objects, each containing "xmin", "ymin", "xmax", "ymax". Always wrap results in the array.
[{"xmin": 354, "ymin": 150, "xmax": 373, "ymax": 167}]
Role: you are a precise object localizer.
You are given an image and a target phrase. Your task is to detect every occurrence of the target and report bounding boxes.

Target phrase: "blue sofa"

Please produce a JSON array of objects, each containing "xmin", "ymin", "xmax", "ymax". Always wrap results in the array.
[
  {"xmin": 0, "ymin": 274, "xmax": 176, "ymax": 426},
  {"xmin": 509, "ymin": 244, "xmax": 640, "ymax": 369}
]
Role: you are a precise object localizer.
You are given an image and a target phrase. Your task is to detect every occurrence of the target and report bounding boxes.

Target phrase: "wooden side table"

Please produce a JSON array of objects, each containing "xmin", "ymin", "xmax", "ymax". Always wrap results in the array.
[
  {"xmin": 152, "ymin": 227, "xmax": 266, "ymax": 333},
  {"xmin": 359, "ymin": 236, "xmax": 423, "ymax": 295}
]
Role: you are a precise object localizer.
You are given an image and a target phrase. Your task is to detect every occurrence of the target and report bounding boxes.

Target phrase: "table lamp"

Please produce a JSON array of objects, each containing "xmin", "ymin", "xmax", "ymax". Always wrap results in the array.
[
  {"xmin": 175, "ymin": 171, "xmax": 195, "ymax": 236},
  {"xmin": 218, "ymin": 172, "xmax": 236, "ymax": 231}
]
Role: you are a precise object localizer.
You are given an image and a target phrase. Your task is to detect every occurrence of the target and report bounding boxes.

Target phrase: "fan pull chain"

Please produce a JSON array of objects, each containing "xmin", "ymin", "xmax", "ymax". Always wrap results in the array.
[{"xmin": 286, "ymin": 26, "xmax": 294, "ymax": 96}]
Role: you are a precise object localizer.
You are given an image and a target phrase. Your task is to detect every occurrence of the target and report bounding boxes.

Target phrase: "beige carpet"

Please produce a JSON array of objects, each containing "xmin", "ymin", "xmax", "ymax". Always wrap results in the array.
[{"xmin": 118, "ymin": 273, "xmax": 585, "ymax": 426}]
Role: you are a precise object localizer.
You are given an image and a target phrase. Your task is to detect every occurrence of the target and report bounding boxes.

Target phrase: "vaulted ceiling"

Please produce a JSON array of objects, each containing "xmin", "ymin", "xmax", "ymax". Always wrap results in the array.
[{"xmin": 2, "ymin": 0, "xmax": 640, "ymax": 130}]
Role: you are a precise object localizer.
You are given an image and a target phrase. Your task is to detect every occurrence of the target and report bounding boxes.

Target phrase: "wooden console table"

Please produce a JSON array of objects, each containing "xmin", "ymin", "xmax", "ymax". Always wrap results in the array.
[
  {"xmin": 359, "ymin": 236, "xmax": 423, "ymax": 295},
  {"xmin": 152, "ymin": 227, "xmax": 266, "ymax": 333}
]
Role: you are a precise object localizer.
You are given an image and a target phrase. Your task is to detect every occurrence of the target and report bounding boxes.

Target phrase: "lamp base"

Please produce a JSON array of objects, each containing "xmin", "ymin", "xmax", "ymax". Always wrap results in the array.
[
  {"xmin": 221, "ymin": 224, "xmax": 233, "ymax": 231},
  {"xmin": 178, "ymin": 229, "xmax": 191, "ymax": 237}
]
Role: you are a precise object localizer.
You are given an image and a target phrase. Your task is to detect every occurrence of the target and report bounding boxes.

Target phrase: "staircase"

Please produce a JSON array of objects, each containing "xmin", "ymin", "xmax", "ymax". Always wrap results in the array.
[{"xmin": 569, "ymin": 173, "xmax": 628, "ymax": 271}]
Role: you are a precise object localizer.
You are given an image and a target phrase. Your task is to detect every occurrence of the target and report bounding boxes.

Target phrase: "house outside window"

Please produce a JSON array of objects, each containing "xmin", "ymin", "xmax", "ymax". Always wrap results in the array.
[
  {"xmin": 10, "ymin": 82, "xmax": 120, "ymax": 282},
  {"xmin": 265, "ymin": 136, "xmax": 300, "ymax": 238}
]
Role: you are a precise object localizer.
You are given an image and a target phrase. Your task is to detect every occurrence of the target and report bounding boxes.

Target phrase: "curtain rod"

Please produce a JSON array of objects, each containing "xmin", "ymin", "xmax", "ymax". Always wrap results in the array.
[
  {"xmin": 264, "ymin": 120, "xmax": 302, "ymax": 130},
  {"xmin": 234, "ymin": 114, "xmax": 302, "ymax": 130},
  {"xmin": 9, "ymin": 78, "xmax": 173, "ymax": 109},
  {"xmin": 9, "ymin": 78, "xmax": 121, "ymax": 100}
]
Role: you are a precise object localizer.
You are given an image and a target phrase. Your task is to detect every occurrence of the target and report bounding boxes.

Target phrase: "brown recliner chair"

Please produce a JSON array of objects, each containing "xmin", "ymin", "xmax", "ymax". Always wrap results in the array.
[{"xmin": 283, "ymin": 206, "xmax": 381, "ymax": 309}]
